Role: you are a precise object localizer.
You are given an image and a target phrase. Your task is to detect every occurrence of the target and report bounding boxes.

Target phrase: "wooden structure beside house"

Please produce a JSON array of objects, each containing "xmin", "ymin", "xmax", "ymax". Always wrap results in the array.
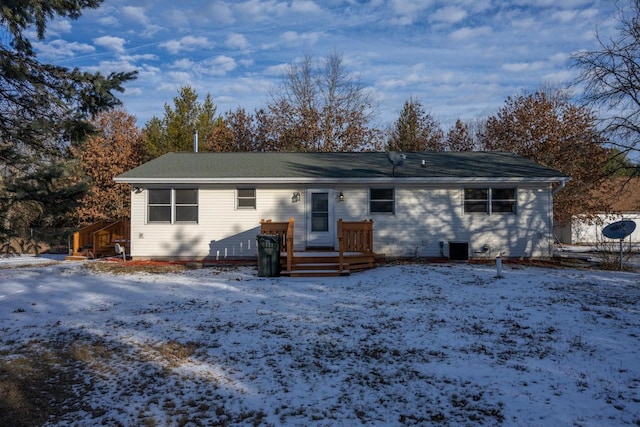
[
  {"xmin": 67, "ymin": 220, "xmax": 130, "ymax": 259},
  {"xmin": 259, "ymin": 217, "xmax": 375, "ymax": 276},
  {"xmin": 114, "ymin": 151, "xmax": 569, "ymax": 267}
]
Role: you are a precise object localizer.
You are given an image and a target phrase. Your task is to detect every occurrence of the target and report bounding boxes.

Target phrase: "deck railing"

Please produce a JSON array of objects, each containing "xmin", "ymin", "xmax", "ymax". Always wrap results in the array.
[
  {"xmin": 260, "ymin": 217, "xmax": 294, "ymax": 271},
  {"xmin": 72, "ymin": 220, "xmax": 130, "ymax": 258},
  {"xmin": 337, "ymin": 219, "xmax": 374, "ymax": 273},
  {"xmin": 260, "ymin": 217, "xmax": 374, "ymax": 275},
  {"xmin": 73, "ymin": 221, "xmax": 106, "ymax": 256}
]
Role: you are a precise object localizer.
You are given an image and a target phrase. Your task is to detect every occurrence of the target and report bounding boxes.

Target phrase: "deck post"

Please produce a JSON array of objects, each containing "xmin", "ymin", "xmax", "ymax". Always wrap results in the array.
[
  {"xmin": 286, "ymin": 217, "xmax": 294, "ymax": 273},
  {"xmin": 337, "ymin": 219, "xmax": 344, "ymax": 273}
]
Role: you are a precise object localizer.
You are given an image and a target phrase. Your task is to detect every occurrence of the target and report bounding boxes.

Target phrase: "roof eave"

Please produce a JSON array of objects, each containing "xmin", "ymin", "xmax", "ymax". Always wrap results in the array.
[{"xmin": 114, "ymin": 176, "xmax": 569, "ymax": 185}]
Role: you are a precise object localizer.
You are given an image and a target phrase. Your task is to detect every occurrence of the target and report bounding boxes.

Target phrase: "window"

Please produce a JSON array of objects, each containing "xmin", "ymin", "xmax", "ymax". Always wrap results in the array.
[
  {"xmin": 464, "ymin": 188, "xmax": 516, "ymax": 214},
  {"xmin": 148, "ymin": 189, "xmax": 198, "ymax": 223},
  {"xmin": 237, "ymin": 188, "xmax": 256, "ymax": 209},
  {"xmin": 463, "ymin": 188, "xmax": 488, "ymax": 213},
  {"xmin": 175, "ymin": 189, "xmax": 198, "ymax": 222},
  {"xmin": 491, "ymin": 188, "xmax": 516, "ymax": 213},
  {"xmin": 370, "ymin": 188, "xmax": 395, "ymax": 214},
  {"xmin": 148, "ymin": 189, "xmax": 171, "ymax": 222}
]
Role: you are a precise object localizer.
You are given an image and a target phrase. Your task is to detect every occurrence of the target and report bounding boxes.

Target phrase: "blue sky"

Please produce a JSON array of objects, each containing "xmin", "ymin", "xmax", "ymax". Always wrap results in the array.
[{"xmin": 35, "ymin": 0, "xmax": 619, "ymax": 130}]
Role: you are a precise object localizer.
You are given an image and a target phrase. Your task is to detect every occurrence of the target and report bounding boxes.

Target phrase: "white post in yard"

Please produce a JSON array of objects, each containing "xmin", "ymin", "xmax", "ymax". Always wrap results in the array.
[{"xmin": 496, "ymin": 254, "xmax": 503, "ymax": 278}]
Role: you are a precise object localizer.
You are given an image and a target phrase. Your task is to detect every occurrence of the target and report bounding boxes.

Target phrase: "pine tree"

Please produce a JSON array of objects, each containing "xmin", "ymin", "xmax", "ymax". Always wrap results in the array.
[
  {"xmin": 0, "ymin": 1, "xmax": 137, "ymax": 249},
  {"xmin": 445, "ymin": 119, "xmax": 476, "ymax": 151},
  {"xmin": 387, "ymin": 98, "xmax": 444, "ymax": 151},
  {"xmin": 143, "ymin": 87, "xmax": 218, "ymax": 159}
]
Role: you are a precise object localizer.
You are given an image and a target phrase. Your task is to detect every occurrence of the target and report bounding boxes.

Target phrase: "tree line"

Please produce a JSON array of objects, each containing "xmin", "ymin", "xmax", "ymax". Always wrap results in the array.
[{"xmin": 2, "ymin": 0, "xmax": 640, "ymax": 253}]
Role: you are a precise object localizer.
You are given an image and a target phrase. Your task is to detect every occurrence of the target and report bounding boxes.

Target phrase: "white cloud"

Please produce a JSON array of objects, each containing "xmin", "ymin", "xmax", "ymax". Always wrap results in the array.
[
  {"xmin": 389, "ymin": 0, "xmax": 434, "ymax": 25},
  {"xmin": 502, "ymin": 61, "xmax": 546, "ymax": 72},
  {"xmin": 168, "ymin": 71, "xmax": 192, "ymax": 85},
  {"xmin": 122, "ymin": 6, "xmax": 148, "ymax": 25},
  {"xmin": 205, "ymin": 1, "xmax": 235, "ymax": 24},
  {"xmin": 548, "ymin": 52, "xmax": 569, "ymax": 63},
  {"xmin": 543, "ymin": 69, "xmax": 575, "ymax": 83},
  {"xmin": 122, "ymin": 6, "xmax": 163, "ymax": 36},
  {"xmin": 552, "ymin": 10, "xmax": 578, "ymax": 23},
  {"xmin": 290, "ymin": 0, "xmax": 323, "ymax": 14},
  {"xmin": 172, "ymin": 58, "xmax": 195, "ymax": 69},
  {"xmin": 226, "ymin": 33, "xmax": 249, "ymax": 50},
  {"xmin": 265, "ymin": 63, "xmax": 290, "ymax": 76},
  {"xmin": 48, "ymin": 19, "xmax": 72, "ymax": 35},
  {"xmin": 280, "ymin": 31, "xmax": 323, "ymax": 46},
  {"xmin": 430, "ymin": 6, "xmax": 467, "ymax": 24},
  {"xmin": 197, "ymin": 55, "xmax": 237, "ymax": 76},
  {"xmin": 160, "ymin": 36, "xmax": 211, "ymax": 54},
  {"xmin": 94, "ymin": 36, "xmax": 127, "ymax": 53},
  {"xmin": 97, "ymin": 15, "xmax": 119, "ymax": 27},
  {"xmin": 33, "ymin": 39, "xmax": 95, "ymax": 59},
  {"xmin": 449, "ymin": 26, "xmax": 492, "ymax": 41}
]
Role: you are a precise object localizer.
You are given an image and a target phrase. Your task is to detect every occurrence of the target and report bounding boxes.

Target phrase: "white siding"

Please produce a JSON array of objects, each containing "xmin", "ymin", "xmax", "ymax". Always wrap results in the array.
[
  {"xmin": 559, "ymin": 213, "xmax": 640, "ymax": 244},
  {"xmin": 129, "ymin": 183, "xmax": 555, "ymax": 260}
]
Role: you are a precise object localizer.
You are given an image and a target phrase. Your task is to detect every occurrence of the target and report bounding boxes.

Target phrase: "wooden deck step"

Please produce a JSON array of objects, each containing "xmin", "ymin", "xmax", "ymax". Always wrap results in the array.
[{"xmin": 283, "ymin": 269, "xmax": 351, "ymax": 277}]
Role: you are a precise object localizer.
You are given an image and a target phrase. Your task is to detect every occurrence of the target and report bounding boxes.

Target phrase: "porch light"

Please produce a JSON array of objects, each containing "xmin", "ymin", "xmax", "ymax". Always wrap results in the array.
[
  {"xmin": 292, "ymin": 191, "xmax": 301, "ymax": 203},
  {"xmin": 338, "ymin": 191, "xmax": 345, "ymax": 202}
]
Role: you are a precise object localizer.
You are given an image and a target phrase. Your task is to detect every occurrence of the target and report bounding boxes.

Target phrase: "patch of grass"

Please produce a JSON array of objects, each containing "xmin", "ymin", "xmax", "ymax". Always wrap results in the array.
[
  {"xmin": 0, "ymin": 342, "xmax": 92, "ymax": 427},
  {"xmin": 85, "ymin": 260, "xmax": 190, "ymax": 275}
]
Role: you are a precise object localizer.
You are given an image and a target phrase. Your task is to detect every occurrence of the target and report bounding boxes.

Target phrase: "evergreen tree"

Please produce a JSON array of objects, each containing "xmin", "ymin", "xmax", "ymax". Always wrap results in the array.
[
  {"xmin": 143, "ymin": 86, "xmax": 218, "ymax": 159},
  {"xmin": 445, "ymin": 119, "xmax": 476, "ymax": 151},
  {"xmin": 387, "ymin": 97, "xmax": 444, "ymax": 151},
  {"xmin": 0, "ymin": 0, "xmax": 137, "ymax": 250}
]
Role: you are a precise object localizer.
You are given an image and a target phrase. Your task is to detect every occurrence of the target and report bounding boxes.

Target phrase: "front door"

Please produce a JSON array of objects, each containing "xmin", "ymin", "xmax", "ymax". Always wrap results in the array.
[{"xmin": 306, "ymin": 189, "xmax": 334, "ymax": 248}]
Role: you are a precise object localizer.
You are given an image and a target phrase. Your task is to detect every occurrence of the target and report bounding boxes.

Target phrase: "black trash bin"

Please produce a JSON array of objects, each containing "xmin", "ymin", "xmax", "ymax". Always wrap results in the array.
[{"xmin": 256, "ymin": 234, "xmax": 281, "ymax": 277}]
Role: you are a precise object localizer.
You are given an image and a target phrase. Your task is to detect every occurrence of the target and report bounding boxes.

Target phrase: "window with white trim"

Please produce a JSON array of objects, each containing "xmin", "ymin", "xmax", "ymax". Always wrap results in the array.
[
  {"xmin": 463, "ymin": 188, "xmax": 516, "ymax": 214},
  {"xmin": 237, "ymin": 188, "xmax": 256, "ymax": 209},
  {"xmin": 148, "ymin": 189, "xmax": 198, "ymax": 223},
  {"xmin": 370, "ymin": 188, "xmax": 395, "ymax": 214}
]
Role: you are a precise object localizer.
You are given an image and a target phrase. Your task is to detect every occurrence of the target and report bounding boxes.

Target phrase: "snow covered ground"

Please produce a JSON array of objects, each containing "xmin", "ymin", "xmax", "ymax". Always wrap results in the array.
[{"xmin": 0, "ymin": 257, "xmax": 639, "ymax": 426}]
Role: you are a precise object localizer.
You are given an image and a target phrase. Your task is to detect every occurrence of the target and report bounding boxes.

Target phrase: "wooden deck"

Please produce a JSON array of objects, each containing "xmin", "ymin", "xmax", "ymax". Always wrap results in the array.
[
  {"xmin": 67, "ymin": 220, "xmax": 130, "ymax": 259},
  {"xmin": 260, "ymin": 218, "xmax": 375, "ymax": 277}
]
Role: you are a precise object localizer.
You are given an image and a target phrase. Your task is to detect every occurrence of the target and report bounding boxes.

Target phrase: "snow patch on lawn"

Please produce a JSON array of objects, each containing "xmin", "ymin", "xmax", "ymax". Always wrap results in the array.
[{"xmin": 0, "ymin": 259, "xmax": 638, "ymax": 426}]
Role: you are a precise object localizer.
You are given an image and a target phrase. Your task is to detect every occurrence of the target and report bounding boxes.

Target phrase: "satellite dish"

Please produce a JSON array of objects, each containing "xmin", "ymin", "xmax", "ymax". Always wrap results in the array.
[
  {"xmin": 387, "ymin": 151, "xmax": 406, "ymax": 176},
  {"xmin": 602, "ymin": 220, "xmax": 636, "ymax": 240}
]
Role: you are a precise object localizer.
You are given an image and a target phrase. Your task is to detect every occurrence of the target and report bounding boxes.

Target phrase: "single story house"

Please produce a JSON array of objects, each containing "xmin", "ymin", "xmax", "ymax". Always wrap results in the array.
[{"xmin": 114, "ymin": 151, "xmax": 569, "ymax": 261}]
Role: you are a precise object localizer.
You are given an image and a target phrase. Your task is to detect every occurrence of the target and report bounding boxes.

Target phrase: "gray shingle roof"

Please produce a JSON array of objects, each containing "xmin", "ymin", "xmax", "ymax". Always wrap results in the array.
[{"xmin": 115, "ymin": 151, "xmax": 569, "ymax": 183}]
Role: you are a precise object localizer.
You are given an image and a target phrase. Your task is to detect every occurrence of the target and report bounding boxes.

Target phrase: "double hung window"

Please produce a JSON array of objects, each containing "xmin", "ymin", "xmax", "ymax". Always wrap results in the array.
[
  {"xmin": 370, "ymin": 188, "xmax": 395, "ymax": 214},
  {"xmin": 463, "ymin": 188, "xmax": 516, "ymax": 214},
  {"xmin": 148, "ymin": 189, "xmax": 198, "ymax": 223},
  {"xmin": 237, "ymin": 188, "xmax": 256, "ymax": 209}
]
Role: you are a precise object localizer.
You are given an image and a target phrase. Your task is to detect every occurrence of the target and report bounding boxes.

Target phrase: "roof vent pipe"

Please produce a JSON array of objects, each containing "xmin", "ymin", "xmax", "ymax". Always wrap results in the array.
[{"xmin": 193, "ymin": 130, "xmax": 198, "ymax": 153}]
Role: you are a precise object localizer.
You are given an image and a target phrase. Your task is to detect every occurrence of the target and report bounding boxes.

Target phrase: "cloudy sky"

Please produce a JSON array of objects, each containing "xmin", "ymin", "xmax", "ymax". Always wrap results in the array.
[{"xmin": 36, "ymin": 0, "xmax": 620, "ymax": 130}]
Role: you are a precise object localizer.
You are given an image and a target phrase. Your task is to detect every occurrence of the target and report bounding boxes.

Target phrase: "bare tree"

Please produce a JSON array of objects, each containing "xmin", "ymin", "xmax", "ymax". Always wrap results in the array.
[
  {"xmin": 573, "ymin": 0, "xmax": 640, "ymax": 165},
  {"xmin": 267, "ymin": 52, "xmax": 380, "ymax": 151}
]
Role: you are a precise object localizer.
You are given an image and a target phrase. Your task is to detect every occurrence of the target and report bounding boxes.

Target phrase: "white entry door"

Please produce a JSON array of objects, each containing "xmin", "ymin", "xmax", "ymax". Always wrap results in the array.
[{"xmin": 306, "ymin": 189, "xmax": 334, "ymax": 248}]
